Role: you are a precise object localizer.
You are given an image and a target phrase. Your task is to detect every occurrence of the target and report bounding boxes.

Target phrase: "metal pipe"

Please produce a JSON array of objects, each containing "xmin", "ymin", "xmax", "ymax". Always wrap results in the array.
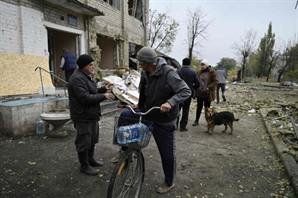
[{"xmin": 35, "ymin": 67, "xmax": 68, "ymax": 97}]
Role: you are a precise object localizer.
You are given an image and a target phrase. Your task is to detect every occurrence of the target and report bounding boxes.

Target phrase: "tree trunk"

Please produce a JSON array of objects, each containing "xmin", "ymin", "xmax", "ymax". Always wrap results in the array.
[
  {"xmin": 266, "ymin": 64, "xmax": 272, "ymax": 82},
  {"xmin": 277, "ymin": 72, "xmax": 283, "ymax": 82}
]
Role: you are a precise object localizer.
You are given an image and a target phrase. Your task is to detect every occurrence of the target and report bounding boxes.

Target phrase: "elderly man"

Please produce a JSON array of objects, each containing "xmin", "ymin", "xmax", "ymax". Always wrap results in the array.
[{"xmin": 68, "ymin": 54, "xmax": 114, "ymax": 176}]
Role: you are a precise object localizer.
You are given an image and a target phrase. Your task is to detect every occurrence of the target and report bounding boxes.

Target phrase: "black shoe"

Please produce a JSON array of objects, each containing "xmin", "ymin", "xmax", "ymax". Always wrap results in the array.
[
  {"xmin": 180, "ymin": 128, "xmax": 188, "ymax": 132},
  {"xmin": 192, "ymin": 122, "xmax": 198, "ymax": 126}
]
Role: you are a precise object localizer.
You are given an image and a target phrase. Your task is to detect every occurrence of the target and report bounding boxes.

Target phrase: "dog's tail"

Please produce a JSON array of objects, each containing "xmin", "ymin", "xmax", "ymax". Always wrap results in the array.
[{"xmin": 234, "ymin": 118, "xmax": 239, "ymax": 121}]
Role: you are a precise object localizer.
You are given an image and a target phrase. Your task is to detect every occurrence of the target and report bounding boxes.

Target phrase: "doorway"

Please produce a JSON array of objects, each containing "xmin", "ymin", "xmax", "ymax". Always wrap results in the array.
[{"xmin": 47, "ymin": 28, "xmax": 78, "ymax": 87}]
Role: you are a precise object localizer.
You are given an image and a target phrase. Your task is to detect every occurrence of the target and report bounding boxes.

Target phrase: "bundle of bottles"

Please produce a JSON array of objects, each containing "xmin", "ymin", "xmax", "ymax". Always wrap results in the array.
[{"xmin": 116, "ymin": 122, "xmax": 150, "ymax": 145}]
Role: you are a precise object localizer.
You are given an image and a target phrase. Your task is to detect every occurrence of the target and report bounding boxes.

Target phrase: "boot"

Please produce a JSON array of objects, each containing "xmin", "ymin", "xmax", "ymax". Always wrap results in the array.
[
  {"xmin": 88, "ymin": 145, "xmax": 104, "ymax": 167},
  {"xmin": 78, "ymin": 151, "xmax": 98, "ymax": 176},
  {"xmin": 222, "ymin": 95, "xmax": 226, "ymax": 102}
]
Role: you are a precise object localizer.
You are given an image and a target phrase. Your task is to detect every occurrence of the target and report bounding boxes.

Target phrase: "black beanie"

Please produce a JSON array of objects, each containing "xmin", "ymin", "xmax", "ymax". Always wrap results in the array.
[
  {"xmin": 182, "ymin": 58, "xmax": 190, "ymax": 66},
  {"xmin": 76, "ymin": 54, "xmax": 94, "ymax": 69}
]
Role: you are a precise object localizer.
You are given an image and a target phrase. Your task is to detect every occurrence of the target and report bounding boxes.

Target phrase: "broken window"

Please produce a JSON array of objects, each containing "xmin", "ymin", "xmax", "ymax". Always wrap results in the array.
[
  {"xmin": 102, "ymin": 0, "xmax": 120, "ymax": 10},
  {"xmin": 128, "ymin": 0, "xmax": 143, "ymax": 21}
]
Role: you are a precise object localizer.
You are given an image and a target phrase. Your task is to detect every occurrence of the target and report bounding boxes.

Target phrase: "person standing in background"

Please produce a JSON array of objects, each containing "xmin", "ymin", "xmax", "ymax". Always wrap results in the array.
[
  {"xmin": 192, "ymin": 59, "xmax": 218, "ymax": 126},
  {"xmin": 215, "ymin": 64, "xmax": 228, "ymax": 104},
  {"xmin": 59, "ymin": 48, "xmax": 77, "ymax": 82},
  {"xmin": 176, "ymin": 58, "xmax": 200, "ymax": 132}
]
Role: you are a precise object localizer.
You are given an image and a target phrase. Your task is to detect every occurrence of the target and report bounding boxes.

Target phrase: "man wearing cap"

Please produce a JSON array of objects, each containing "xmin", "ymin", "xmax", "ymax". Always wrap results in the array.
[
  {"xmin": 192, "ymin": 59, "xmax": 218, "ymax": 126},
  {"xmin": 59, "ymin": 48, "xmax": 77, "ymax": 82},
  {"xmin": 68, "ymin": 54, "xmax": 114, "ymax": 176},
  {"xmin": 110, "ymin": 46, "xmax": 191, "ymax": 193},
  {"xmin": 176, "ymin": 58, "xmax": 201, "ymax": 132}
]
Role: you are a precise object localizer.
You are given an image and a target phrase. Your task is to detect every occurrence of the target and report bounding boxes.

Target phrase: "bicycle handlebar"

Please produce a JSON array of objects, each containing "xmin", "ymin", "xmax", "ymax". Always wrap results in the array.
[{"xmin": 117, "ymin": 104, "xmax": 160, "ymax": 116}]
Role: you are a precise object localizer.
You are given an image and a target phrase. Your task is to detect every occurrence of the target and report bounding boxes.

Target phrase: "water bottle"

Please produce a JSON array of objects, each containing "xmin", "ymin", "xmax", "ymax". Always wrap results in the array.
[
  {"xmin": 117, "ymin": 123, "xmax": 150, "ymax": 144},
  {"xmin": 117, "ymin": 124, "xmax": 140, "ymax": 144},
  {"xmin": 36, "ymin": 118, "xmax": 45, "ymax": 135},
  {"xmin": 49, "ymin": 124, "xmax": 54, "ymax": 131},
  {"xmin": 137, "ymin": 123, "xmax": 150, "ymax": 141}
]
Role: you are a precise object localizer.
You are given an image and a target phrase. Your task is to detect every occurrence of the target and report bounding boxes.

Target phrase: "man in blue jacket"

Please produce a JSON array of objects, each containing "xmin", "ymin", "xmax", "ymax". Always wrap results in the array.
[
  {"xmin": 59, "ymin": 48, "xmax": 77, "ymax": 82},
  {"xmin": 215, "ymin": 64, "xmax": 228, "ymax": 104},
  {"xmin": 176, "ymin": 58, "xmax": 200, "ymax": 132}
]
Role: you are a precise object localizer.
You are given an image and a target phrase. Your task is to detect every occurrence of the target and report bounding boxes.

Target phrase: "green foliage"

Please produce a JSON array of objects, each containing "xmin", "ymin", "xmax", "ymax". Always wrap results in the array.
[
  {"xmin": 256, "ymin": 22, "xmax": 275, "ymax": 78},
  {"xmin": 216, "ymin": 57, "xmax": 237, "ymax": 71},
  {"xmin": 228, "ymin": 67, "xmax": 240, "ymax": 76},
  {"xmin": 283, "ymin": 59, "xmax": 298, "ymax": 82},
  {"xmin": 191, "ymin": 56, "xmax": 202, "ymax": 71},
  {"xmin": 246, "ymin": 52, "xmax": 260, "ymax": 77}
]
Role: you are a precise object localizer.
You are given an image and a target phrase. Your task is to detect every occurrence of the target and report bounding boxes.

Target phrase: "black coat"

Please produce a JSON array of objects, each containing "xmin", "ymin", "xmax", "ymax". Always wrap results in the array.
[{"xmin": 68, "ymin": 69, "xmax": 107, "ymax": 122}]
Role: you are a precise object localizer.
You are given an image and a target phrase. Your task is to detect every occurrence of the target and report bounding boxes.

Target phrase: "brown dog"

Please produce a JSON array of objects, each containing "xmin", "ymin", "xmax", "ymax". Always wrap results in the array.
[{"xmin": 205, "ymin": 107, "xmax": 239, "ymax": 134}]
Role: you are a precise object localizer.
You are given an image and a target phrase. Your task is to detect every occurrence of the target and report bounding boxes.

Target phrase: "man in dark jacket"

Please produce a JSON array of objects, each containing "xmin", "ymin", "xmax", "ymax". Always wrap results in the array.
[
  {"xmin": 59, "ymin": 48, "xmax": 77, "ymax": 82},
  {"xmin": 215, "ymin": 64, "xmax": 228, "ymax": 104},
  {"xmin": 68, "ymin": 54, "xmax": 114, "ymax": 176},
  {"xmin": 176, "ymin": 58, "xmax": 200, "ymax": 132},
  {"xmin": 110, "ymin": 47, "xmax": 191, "ymax": 194}
]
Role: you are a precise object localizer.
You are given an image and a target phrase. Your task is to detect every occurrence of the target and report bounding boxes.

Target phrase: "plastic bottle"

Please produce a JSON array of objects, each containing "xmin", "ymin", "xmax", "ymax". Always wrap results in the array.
[
  {"xmin": 36, "ymin": 118, "xmax": 45, "ymax": 135},
  {"xmin": 117, "ymin": 123, "xmax": 140, "ymax": 144},
  {"xmin": 117, "ymin": 122, "xmax": 150, "ymax": 144}
]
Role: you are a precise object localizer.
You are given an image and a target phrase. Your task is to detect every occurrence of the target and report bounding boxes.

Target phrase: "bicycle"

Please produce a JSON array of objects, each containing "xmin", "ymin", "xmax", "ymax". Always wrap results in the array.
[{"xmin": 107, "ymin": 105, "xmax": 160, "ymax": 198}]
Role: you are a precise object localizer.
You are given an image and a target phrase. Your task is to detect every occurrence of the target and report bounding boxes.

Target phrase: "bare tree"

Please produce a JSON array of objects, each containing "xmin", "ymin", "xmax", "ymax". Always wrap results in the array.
[
  {"xmin": 186, "ymin": 6, "xmax": 213, "ymax": 61},
  {"xmin": 148, "ymin": 9, "xmax": 179, "ymax": 54},
  {"xmin": 266, "ymin": 49, "xmax": 280, "ymax": 81},
  {"xmin": 277, "ymin": 39, "xmax": 298, "ymax": 82},
  {"xmin": 232, "ymin": 29, "xmax": 258, "ymax": 81}
]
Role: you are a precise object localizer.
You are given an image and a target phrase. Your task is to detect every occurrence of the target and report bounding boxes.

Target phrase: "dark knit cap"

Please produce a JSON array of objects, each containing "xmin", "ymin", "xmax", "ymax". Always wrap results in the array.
[
  {"xmin": 76, "ymin": 54, "xmax": 94, "ymax": 69},
  {"xmin": 182, "ymin": 58, "xmax": 190, "ymax": 66},
  {"xmin": 137, "ymin": 46, "xmax": 157, "ymax": 64}
]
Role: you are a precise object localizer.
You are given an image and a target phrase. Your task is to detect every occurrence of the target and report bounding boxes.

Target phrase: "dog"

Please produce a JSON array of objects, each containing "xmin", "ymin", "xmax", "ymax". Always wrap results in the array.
[{"xmin": 204, "ymin": 107, "xmax": 239, "ymax": 135}]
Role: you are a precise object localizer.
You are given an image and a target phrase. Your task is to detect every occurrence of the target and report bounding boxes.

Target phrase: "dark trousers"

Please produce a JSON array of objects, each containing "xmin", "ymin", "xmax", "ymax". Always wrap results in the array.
[
  {"xmin": 119, "ymin": 110, "xmax": 176, "ymax": 186},
  {"xmin": 195, "ymin": 97, "xmax": 211, "ymax": 122},
  {"xmin": 65, "ymin": 69, "xmax": 75, "ymax": 82},
  {"xmin": 74, "ymin": 121, "xmax": 99, "ymax": 153},
  {"xmin": 216, "ymin": 83, "xmax": 226, "ymax": 102},
  {"xmin": 177, "ymin": 96, "xmax": 191, "ymax": 129}
]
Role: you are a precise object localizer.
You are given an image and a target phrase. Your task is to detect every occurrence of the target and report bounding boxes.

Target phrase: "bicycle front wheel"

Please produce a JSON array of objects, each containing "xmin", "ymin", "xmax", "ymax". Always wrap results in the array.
[{"xmin": 107, "ymin": 149, "xmax": 145, "ymax": 198}]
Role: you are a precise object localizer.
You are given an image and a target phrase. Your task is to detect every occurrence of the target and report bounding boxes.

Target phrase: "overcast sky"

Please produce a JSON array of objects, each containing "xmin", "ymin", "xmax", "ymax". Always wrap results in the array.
[{"xmin": 149, "ymin": 0, "xmax": 298, "ymax": 66}]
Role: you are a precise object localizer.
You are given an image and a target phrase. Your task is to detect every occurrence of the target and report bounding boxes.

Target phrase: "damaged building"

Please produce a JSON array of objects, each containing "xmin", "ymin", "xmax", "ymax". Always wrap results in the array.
[{"xmin": 0, "ymin": 0, "xmax": 149, "ymax": 96}]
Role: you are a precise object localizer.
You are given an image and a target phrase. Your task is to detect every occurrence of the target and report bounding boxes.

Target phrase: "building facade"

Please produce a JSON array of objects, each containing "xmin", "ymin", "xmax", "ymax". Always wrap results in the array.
[{"xmin": 0, "ymin": 0, "xmax": 149, "ymax": 96}]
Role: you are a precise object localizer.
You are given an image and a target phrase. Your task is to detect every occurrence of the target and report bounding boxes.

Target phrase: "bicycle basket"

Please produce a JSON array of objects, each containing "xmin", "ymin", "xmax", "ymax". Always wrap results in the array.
[{"xmin": 113, "ymin": 117, "xmax": 152, "ymax": 149}]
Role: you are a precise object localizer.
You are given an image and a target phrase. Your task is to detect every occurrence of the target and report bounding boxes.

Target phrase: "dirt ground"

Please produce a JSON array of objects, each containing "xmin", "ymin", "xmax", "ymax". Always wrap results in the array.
[{"xmin": 0, "ymin": 82, "xmax": 297, "ymax": 198}]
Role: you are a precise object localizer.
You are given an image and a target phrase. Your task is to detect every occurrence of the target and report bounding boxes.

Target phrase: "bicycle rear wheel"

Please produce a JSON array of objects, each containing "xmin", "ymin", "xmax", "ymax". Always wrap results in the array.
[{"xmin": 107, "ymin": 149, "xmax": 145, "ymax": 198}]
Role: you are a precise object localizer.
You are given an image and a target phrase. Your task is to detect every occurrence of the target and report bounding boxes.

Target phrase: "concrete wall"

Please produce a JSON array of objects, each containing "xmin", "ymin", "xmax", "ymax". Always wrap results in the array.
[
  {"xmin": 0, "ymin": 98, "xmax": 69, "ymax": 137},
  {"xmin": 90, "ymin": 0, "xmax": 147, "ymax": 68}
]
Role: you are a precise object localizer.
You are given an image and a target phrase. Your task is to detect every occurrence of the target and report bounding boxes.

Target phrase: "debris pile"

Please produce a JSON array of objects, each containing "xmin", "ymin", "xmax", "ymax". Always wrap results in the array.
[{"xmin": 101, "ymin": 70, "xmax": 141, "ymax": 105}]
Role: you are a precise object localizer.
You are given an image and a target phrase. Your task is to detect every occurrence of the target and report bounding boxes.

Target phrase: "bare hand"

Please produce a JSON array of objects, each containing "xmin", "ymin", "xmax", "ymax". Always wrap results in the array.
[
  {"xmin": 104, "ymin": 93, "xmax": 115, "ymax": 101},
  {"xmin": 160, "ymin": 102, "xmax": 171, "ymax": 113},
  {"xmin": 105, "ymin": 82, "xmax": 114, "ymax": 90},
  {"xmin": 131, "ymin": 104, "xmax": 138, "ymax": 109}
]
